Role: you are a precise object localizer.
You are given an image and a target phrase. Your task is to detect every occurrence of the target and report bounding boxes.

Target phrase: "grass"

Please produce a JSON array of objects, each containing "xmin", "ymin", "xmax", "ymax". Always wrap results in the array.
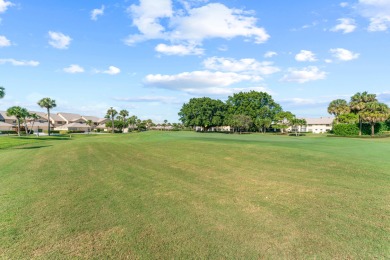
[{"xmin": 0, "ymin": 131, "xmax": 389, "ymax": 258}]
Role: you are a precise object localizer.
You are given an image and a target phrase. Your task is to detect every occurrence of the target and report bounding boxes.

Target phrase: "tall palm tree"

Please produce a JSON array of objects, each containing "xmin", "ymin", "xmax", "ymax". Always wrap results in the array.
[
  {"xmin": 327, "ymin": 99, "xmax": 350, "ymax": 124},
  {"xmin": 37, "ymin": 97, "xmax": 56, "ymax": 136},
  {"xmin": 350, "ymin": 92, "xmax": 377, "ymax": 135},
  {"xmin": 106, "ymin": 107, "xmax": 118, "ymax": 134},
  {"xmin": 0, "ymin": 86, "xmax": 5, "ymax": 99},
  {"xmin": 128, "ymin": 115, "xmax": 137, "ymax": 132},
  {"xmin": 360, "ymin": 102, "xmax": 390, "ymax": 136},
  {"xmin": 6, "ymin": 106, "xmax": 29, "ymax": 136}
]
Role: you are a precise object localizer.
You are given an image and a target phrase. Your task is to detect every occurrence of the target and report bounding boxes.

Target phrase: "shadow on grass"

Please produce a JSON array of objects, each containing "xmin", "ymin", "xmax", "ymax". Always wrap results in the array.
[
  {"xmin": 15, "ymin": 145, "xmax": 52, "ymax": 150},
  {"xmin": 17, "ymin": 136, "xmax": 71, "ymax": 141}
]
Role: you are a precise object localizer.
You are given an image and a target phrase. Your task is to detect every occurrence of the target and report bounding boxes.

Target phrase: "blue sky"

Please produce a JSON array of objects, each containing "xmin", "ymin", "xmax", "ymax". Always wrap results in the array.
[{"xmin": 0, "ymin": 0, "xmax": 389, "ymax": 122}]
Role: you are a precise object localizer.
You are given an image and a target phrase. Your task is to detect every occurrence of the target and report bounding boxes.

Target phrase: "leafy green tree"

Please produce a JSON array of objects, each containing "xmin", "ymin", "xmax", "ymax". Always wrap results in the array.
[
  {"xmin": 327, "ymin": 99, "xmax": 350, "ymax": 123},
  {"xmin": 360, "ymin": 102, "xmax": 390, "ymax": 136},
  {"xmin": 274, "ymin": 111, "xmax": 295, "ymax": 134},
  {"xmin": 230, "ymin": 114, "xmax": 252, "ymax": 133},
  {"xmin": 106, "ymin": 107, "xmax": 118, "ymax": 134},
  {"xmin": 0, "ymin": 86, "xmax": 5, "ymax": 99},
  {"xmin": 127, "ymin": 115, "xmax": 138, "ymax": 131},
  {"xmin": 6, "ymin": 106, "xmax": 29, "ymax": 136},
  {"xmin": 350, "ymin": 92, "xmax": 377, "ymax": 135},
  {"xmin": 254, "ymin": 117, "xmax": 272, "ymax": 133},
  {"xmin": 291, "ymin": 118, "xmax": 307, "ymax": 136},
  {"xmin": 337, "ymin": 113, "xmax": 359, "ymax": 124},
  {"xmin": 179, "ymin": 97, "xmax": 226, "ymax": 132},
  {"xmin": 226, "ymin": 91, "xmax": 282, "ymax": 128},
  {"xmin": 37, "ymin": 97, "xmax": 57, "ymax": 136},
  {"xmin": 105, "ymin": 120, "xmax": 126, "ymax": 132}
]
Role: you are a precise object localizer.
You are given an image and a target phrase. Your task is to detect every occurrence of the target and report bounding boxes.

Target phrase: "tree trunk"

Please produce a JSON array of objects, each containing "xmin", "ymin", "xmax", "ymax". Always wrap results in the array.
[
  {"xmin": 17, "ymin": 119, "xmax": 21, "ymax": 136},
  {"xmin": 47, "ymin": 108, "xmax": 51, "ymax": 136},
  {"xmin": 359, "ymin": 116, "xmax": 362, "ymax": 136},
  {"xmin": 24, "ymin": 120, "xmax": 29, "ymax": 135},
  {"xmin": 111, "ymin": 116, "xmax": 114, "ymax": 134},
  {"xmin": 371, "ymin": 122, "xmax": 375, "ymax": 137}
]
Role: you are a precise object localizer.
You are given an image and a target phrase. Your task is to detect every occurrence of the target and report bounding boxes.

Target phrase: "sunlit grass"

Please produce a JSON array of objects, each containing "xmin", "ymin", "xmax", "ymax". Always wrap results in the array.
[{"xmin": 0, "ymin": 132, "xmax": 389, "ymax": 258}]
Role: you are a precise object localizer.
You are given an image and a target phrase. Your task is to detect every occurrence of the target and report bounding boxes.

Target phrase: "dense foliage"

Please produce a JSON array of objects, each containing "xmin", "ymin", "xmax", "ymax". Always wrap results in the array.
[
  {"xmin": 328, "ymin": 92, "xmax": 390, "ymax": 136},
  {"xmin": 178, "ymin": 91, "xmax": 287, "ymax": 132}
]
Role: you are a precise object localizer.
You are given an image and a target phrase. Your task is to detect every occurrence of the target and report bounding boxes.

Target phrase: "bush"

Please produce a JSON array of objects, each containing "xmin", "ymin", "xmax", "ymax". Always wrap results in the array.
[
  {"xmin": 67, "ymin": 130, "xmax": 85, "ymax": 134},
  {"xmin": 361, "ymin": 122, "xmax": 388, "ymax": 135},
  {"xmin": 0, "ymin": 130, "xmax": 17, "ymax": 134},
  {"xmin": 289, "ymin": 133, "xmax": 306, "ymax": 136},
  {"xmin": 43, "ymin": 130, "xmax": 60, "ymax": 134},
  {"xmin": 59, "ymin": 130, "xmax": 69, "ymax": 135},
  {"xmin": 333, "ymin": 124, "xmax": 359, "ymax": 136}
]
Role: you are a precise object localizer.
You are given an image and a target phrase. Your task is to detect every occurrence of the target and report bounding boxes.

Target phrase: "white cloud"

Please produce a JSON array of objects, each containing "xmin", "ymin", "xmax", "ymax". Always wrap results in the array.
[
  {"xmin": 325, "ymin": 59, "xmax": 333, "ymax": 63},
  {"xmin": 48, "ymin": 31, "xmax": 72, "ymax": 49},
  {"xmin": 330, "ymin": 48, "xmax": 360, "ymax": 61},
  {"xmin": 91, "ymin": 5, "xmax": 105, "ymax": 21},
  {"xmin": 103, "ymin": 66, "xmax": 121, "ymax": 75},
  {"xmin": 181, "ymin": 86, "xmax": 269, "ymax": 96},
  {"xmin": 281, "ymin": 66, "xmax": 326, "ymax": 83},
  {"xmin": 357, "ymin": 0, "xmax": 390, "ymax": 31},
  {"xmin": 0, "ymin": 0, "xmax": 13, "ymax": 13},
  {"xmin": 203, "ymin": 57, "xmax": 280, "ymax": 75},
  {"xmin": 63, "ymin": 64, "xmax": 84, "ymax": 74},
  {"xmin": 331, "ymin": 18, "xmax": 357, "ymax": 33},
  {"xmin": 295, "ymin": 50, "xmax": 317, "ymax": 62},
  {"xmin": 264, "ymin": 51, "xmax": 277, "ymax": 58},
  {"xmin": 340, "ymin": 2, "xmax": 349, "ymax": 7},
  {"xmin": 155, "ymin": 43, "xmax": 204, "ymax": 55},
  {"xmin": 126, "ymin": 0, "xmax": 173, "ymax": 44},
  {"xmin": 125, "ymin": 1, "xmax": 269, "ymax": 54},
  {"xmin": 0, "ymin": 58, "xmax": 39, "ymax": 66},
  {"xmin": 0, "ymin": 35, "xmax": 11, "ymax": 47},
  {"xmin": 378, "ymin": 91, "xmax": 390, "ymax": 103},
  {"xmin": 144, "ymin": 70, "xmax": 260, "ymax": 92}
]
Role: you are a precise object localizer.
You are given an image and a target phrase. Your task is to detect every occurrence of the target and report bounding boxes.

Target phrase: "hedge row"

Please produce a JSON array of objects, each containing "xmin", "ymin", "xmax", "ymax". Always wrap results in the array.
[{"xmin": 333, "ymin": 122, "xmax": 389, "ymax": 136}]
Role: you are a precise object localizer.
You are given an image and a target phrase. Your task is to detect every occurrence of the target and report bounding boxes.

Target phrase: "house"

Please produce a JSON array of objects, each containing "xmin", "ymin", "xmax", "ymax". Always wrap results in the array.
[
  {"xmin": 57, "ymin": 112, "xmax": 86, "ymax": 124},
  {"xmin": 54, "ymin": 122, "xmax": 91, "ymax": 132},
  {"xmin": 0, "ymin": 121, "xmax": 14, "ymax": 131},
  {"xmin": 35, "ymin": 112, "xmax": 66, "ymax": 127},
  {"xmin": 0, "ymin": 111, "xmax": 17, "ymax": 124},
  {"xmin": 81, "ymin": 116, "xmax": 109, "ymax": 127},
  {"xmin": 291, "ymin": 117, "xmax": 334, "ymax": 134}
]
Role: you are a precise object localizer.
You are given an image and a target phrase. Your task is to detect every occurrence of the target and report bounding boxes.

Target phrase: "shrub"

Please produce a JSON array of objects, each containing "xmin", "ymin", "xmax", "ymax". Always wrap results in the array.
[
  {"xmin": 59, "ymin": 130, "xmax": 69, "ymax": 135},
  {"xmin": 67, "ymin": 130, "xmax": 85, "ymax": 134},
  {"xmin": 0, "ymin": 130, "xmax": 17, "ymax": 134},
  {"xmin": 333, "ymin": 124, "xmax": 359, "ymax": 136}
]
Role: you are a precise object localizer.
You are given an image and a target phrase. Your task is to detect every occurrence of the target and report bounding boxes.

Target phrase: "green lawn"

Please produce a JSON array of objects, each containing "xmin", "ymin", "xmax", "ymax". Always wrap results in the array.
[{"xmin": 0, "ymin": 132, "xmax": 389, "ymax": 258}]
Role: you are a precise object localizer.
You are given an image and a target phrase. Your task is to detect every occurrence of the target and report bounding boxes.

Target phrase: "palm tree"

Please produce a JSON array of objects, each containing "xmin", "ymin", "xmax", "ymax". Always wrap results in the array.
[
  {"xmin": 106, "ymin": 107, "xmax": 117, "ymax": 134},
  {"xmin": 360, "ymin": 102, "xmax": 390, "ymax": 137},
  {"xmin": 28, "ymin": 113, "xmax": 39, "ymax": 135},
  {"xmin": 0, "ymin": 86, "xmax": 5, "ymax": 99},
  {"xmin": 86, "ymin": 119, "xmax": 93, "ymax": 133},
  {"xmin": 6, "ymin": 106, "xmax": 29, "ymax": 136},
  {"xmin": 127, "ymin": 115, "xmax": 137, "ymax": 132},
  {"xmin": 350, "ymin": 92, "xmax": 377, "ymax": 135},
  {"xmin": 327, "ymin": 99, "xmax": 350, "ymax": 124},
  {"xmin": 37, "ymin": 97, "xmax": 57, "ymax": 136}
]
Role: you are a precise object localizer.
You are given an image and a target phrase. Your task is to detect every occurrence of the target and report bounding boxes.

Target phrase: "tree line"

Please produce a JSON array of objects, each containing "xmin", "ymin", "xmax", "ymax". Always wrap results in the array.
[
  {"xmin": 178, "ymin": 91, "xmax": 306, "ymax": 134},
  {"xmin": 328, "ymin": 91, "xmax": 390, "ymax": 136}
]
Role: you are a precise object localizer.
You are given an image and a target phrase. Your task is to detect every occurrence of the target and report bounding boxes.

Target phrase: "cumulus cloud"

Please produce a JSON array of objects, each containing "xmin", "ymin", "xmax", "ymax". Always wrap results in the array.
[
  {"xmin": 0, "ymin": 58, "xmax": 39, "ymax": 66},
  {"xmin": 63, "ymin": 64, "xmax": 84, "ymax": 73},
  {"xmin": 281, "ymin": 66, "xmax": 326, "ymax": 83},
  {"xmin": 357, "ymin": 0, "xmax": 390, "ymax": 31},
  {"xmin": 295, "ymin": 50, "xmax": 317, "ymax": 62},
  {"xmin": 0, "ymin": 0, "xmax": 13, "ymax": 13},
  {"xmin": 48, "ymin": 31, "xmax": 72, "ymax": 49},
  {"xmin": 0, "ymin": 35, "xmax": 11, "ymax": 47},
  {"xmin": 125, "ymin": 1, "xmax": 269, "ymax": 54},
  {"xmin": 264, "ymin": 51, "xmax": 277, "ymax": 58},
  {"xmin": 91, "ymin": 5, "xmax": 105, "ymax": 21},
  {"xmin": 103, "ymin": 66, "xmax": 121, "ymax": 75},
  {"xmin": 155, "ymin": 43, "xmax": 204, "ymax": 55},
  {"xmin": 330, "ymin": 48, "xmax": 360, "ymax": 61},
  {"xmin": 331, "ymin": 18, "xmax": 357, "ymax": 33},
  {"xmin": 203, "ymin": 56, "xmax": 280, "ymax": 75}
]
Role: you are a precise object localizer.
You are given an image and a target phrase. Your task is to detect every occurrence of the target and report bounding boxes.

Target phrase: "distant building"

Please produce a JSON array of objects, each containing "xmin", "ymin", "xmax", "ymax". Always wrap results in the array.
[{"xmin": 290, "ymin": 117, "xmax": 334, "ymax": 134}]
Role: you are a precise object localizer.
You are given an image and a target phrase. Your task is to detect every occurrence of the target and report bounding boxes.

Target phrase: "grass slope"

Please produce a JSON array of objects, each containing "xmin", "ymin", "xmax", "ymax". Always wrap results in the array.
[{"xmin": 0, "ymin": 132, "xmax": 389, "ymax": 258}]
